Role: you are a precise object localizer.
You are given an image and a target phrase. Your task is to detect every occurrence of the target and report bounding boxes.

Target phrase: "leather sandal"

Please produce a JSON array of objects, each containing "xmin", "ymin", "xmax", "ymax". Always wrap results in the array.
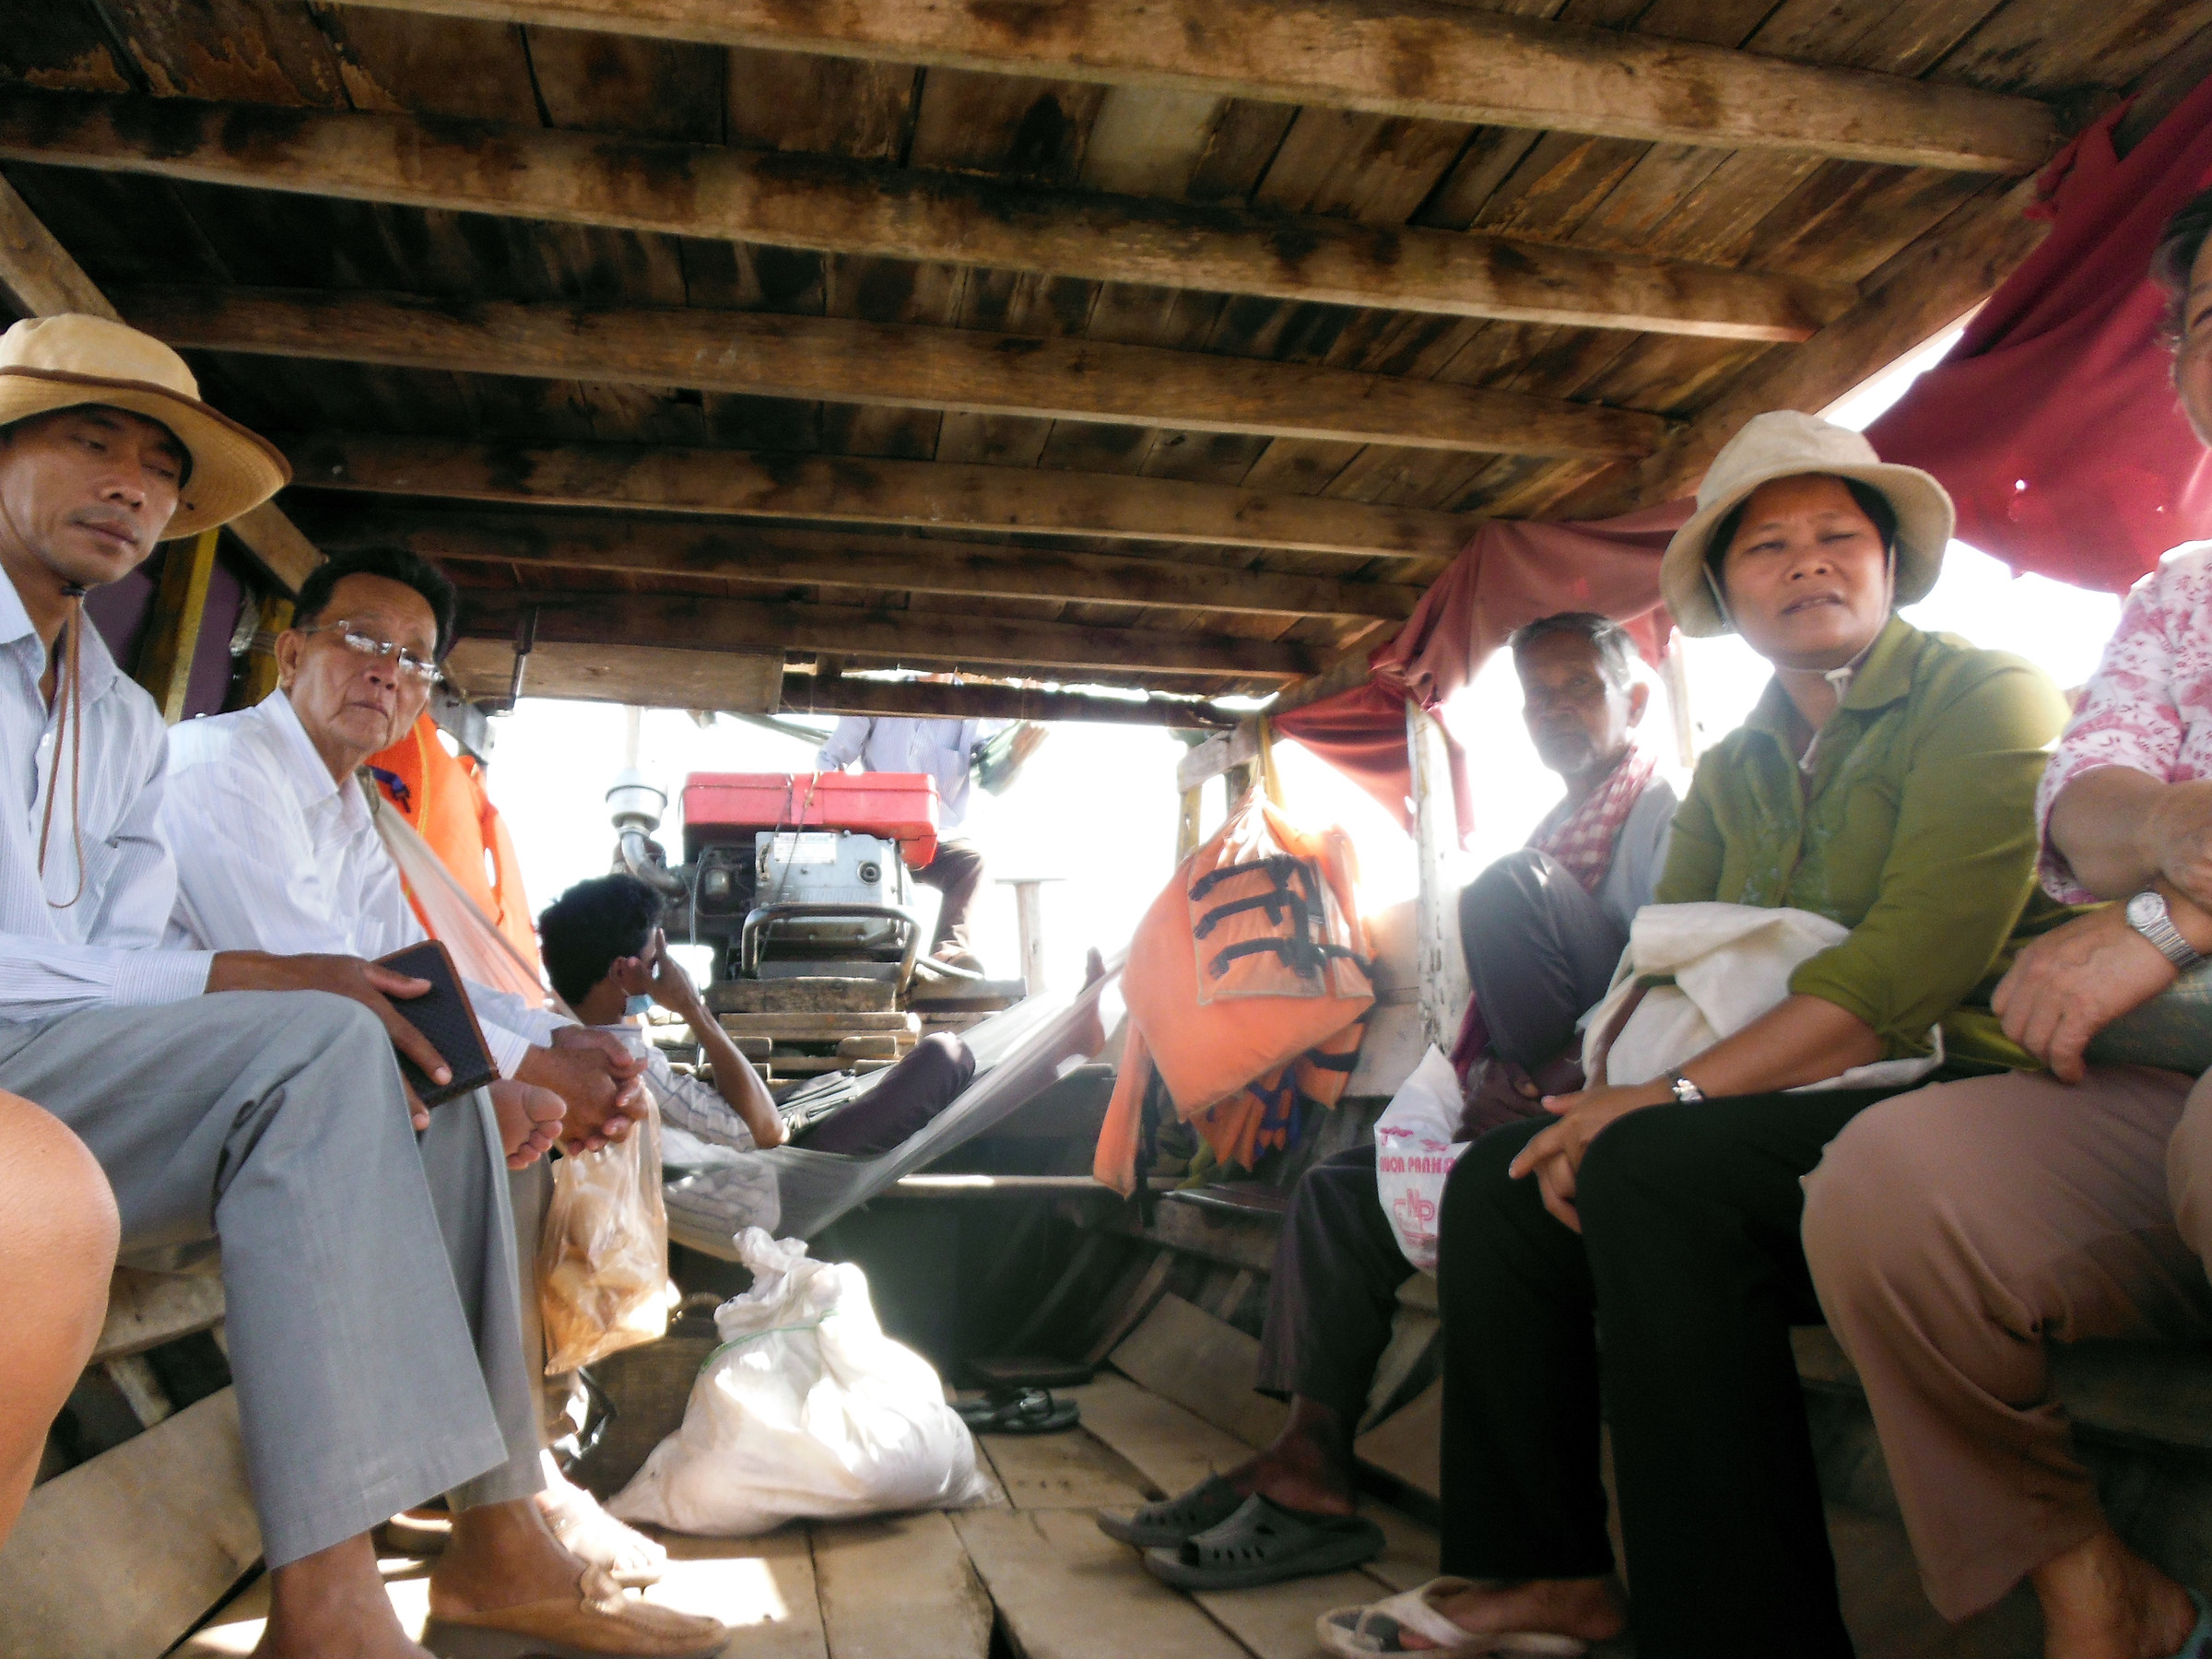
[{"xmin": 419, "ymin": 1564, "xmax": 727, "ymax": 1659}]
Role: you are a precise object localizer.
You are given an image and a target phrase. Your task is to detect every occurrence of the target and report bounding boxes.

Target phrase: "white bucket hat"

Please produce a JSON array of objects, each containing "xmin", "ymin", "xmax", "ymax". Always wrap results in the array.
[
  {"xmin": 1661, "ymin": 409, "xmax": 1954, "ymax": 638},
  {"xmin": 0, "ymin": 313, "xmax": 288, "ymax": 538}
]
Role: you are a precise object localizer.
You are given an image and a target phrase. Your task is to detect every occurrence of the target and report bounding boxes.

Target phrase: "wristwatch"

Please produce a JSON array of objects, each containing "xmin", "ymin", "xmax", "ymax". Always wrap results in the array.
[
  {"xmin": 1665, "ymin": 1068, "xmax": 1706, "ymax": 1105},
  {"xmin": 2125, "ymin": 889, "xmax": 2205, "ymax": 970}
]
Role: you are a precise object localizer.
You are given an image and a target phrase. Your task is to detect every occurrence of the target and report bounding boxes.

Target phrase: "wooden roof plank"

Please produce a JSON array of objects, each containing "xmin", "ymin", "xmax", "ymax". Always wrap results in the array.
[
  {"xmin": 319, "ymin": 0, "xmax": 2062, "ymax": 171},
  {"xmin": 451, "ymin": 586, "xmax": 1319, "ymax": 677},
  {"xmin": 283, "ymin": 430, "xmax": 1468, "ymax": 559},
  {"xmin": 0, "ymin": 88, "xmax": 1857, "ymax": 341},
  {"xmin": 119, "ymin": 283, "xmax": 1670, "ymax": 459},
  {"xmin": 298, "ymin": 506, "xmax": 1425, "ymax": 618},
  {"xmin": 1556, "ymin": 171, "xmax": 2046, "ymax": 519}
]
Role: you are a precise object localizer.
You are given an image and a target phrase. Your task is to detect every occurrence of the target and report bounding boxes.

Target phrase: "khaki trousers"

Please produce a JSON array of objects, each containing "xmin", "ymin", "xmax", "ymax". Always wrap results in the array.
[{"xmin": 1801, "ymin": 1065, "xmax": 2212, "ymax": 1619}]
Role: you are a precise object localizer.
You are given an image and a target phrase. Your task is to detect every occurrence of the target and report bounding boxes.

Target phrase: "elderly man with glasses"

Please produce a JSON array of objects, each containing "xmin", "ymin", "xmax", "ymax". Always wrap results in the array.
[{"xmin": 157, "ymin": 543, "xmax": 712, "ymax": 1650}]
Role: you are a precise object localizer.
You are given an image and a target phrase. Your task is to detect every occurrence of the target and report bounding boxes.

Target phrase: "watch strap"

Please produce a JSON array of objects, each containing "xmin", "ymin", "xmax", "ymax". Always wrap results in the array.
[{"xmin": 2131, "ymin": 893, "xmax": 2205, "ymax": 970}]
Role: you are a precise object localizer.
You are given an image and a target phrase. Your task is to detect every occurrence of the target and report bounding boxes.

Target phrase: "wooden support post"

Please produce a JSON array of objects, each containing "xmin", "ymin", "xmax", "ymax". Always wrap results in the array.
[
  {"xmin": 235, "ymin": 594, "xmax": 291, "ymax": 711},
  {"xmin": 997, "ymin": 877, "xmax": 1062, "ymax": 995},
  {"xmin": 1406, "ymin": 701, "xmax": 1471, "ymax": 1053},
  {"xmin": 1661, "ymin": 637, "xmax": 1697, "ymax": 770},
  {"xmin": 1177, "ymin": 785, "xmax": 1203, "ymax": 862},
  {"xmin": 134, "ymin": 529, "xmax": 219, "ymax": 724}
]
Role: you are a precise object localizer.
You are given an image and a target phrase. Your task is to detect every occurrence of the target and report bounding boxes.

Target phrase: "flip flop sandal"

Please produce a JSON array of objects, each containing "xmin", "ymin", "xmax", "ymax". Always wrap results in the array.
[
  {"xmin": 2169, "ymin": 1590, "xmax": 2212, "ymax": 1659},
  {"xmin": 1314, "ymin": 1577, "xmax": 1588, "ymax": 1657},
  {"xmin": 1096, "ymin": 1472, "xmax": 1245, "ymax": 1547},
  {"xmin": 1143, "ymin": 1493, "xmax": 1387, "ymax": 1591},
  {"xmin": 956, "ymin": 1386, "xmax": 1081, "ymax": 1435}
]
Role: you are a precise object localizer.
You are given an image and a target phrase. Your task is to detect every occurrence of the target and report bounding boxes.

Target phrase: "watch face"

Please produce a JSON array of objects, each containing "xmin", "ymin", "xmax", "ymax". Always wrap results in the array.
[{"xmin": 2128, "ymin": 890, "xmax": 2164, "ymax": 929}]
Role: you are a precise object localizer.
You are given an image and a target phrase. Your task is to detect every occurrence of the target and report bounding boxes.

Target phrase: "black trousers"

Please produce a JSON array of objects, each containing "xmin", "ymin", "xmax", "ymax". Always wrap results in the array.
[
  {"xmin": 792, "ymin": 1033, "xmax": 975, "ymax": 1157},
  {"xmin": 1437, "ymin": 1087, "xmax": 1907, "ymax": 1659},
  {"xmin": 1250, "ymin": 848, "xmax": 1627, "ymax": 1424},
  {"xmin": 1253, "ymin": 1144, "xmax": 1410, "ymax": 1419},
  {"xmin": 1459, "ymin": 847, "xmax": 1629, "ymax": 1072},
  {"xmin": 915, "ymin": 836, "xmax": 985, "ymax": 955}
]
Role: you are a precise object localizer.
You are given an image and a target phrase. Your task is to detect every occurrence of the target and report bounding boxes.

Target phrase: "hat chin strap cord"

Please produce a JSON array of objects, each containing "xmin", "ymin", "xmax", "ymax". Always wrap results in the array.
[{"xmin": 1701, "ymin": 535, "xmax": 1900, "ymax": 638}]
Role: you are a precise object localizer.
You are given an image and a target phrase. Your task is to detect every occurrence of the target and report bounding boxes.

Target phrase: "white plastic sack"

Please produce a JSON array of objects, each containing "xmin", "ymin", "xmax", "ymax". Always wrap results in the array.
[
  {"xmin": 606, "ymin": 1229, "xmax": 988, "ymax": 1535},
  {"xmin": 1372, "ymin": 1044, "xmax": 1466, "ymax": 1273},
  {"xmin": 1583, "ymin": 901, "xmax": 1941, "ymax": 1092}
]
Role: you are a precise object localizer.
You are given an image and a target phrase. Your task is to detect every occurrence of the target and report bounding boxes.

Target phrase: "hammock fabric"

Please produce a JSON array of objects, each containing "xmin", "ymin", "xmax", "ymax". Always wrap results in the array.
[{"xmin": 368, "ymin": 714, "xmax": 544, "ymax": 974}]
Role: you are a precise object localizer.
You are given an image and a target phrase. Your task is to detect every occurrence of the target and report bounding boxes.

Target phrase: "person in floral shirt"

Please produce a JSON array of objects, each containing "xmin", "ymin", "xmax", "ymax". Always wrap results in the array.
[{"xmin": 1803, "ymin": 186, "xmax": 2212, "ymax": 1655}]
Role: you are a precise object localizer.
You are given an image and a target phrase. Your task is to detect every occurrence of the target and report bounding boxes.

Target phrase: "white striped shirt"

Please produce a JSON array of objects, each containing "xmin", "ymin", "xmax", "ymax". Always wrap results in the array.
[
  {"xmin": 160, "ymin": 691, "xmax": 558, "ymax": 1074},
  {"xmin": 0, "ymin": 570, "xmax": 212, "ymax": 1021}
]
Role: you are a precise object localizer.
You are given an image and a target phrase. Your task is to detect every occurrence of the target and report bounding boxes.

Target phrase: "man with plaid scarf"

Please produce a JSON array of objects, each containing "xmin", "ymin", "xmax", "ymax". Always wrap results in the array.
[{"xmin": 1097, "ymin": 611, "xmax": 1676, "ymax": 1590}]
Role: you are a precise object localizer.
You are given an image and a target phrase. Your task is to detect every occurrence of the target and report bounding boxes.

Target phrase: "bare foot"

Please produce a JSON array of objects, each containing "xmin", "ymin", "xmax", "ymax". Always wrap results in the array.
[
  {"xmin": 2034, "ymin": 1530, "xmax": 2198, "ymax": 1659},
  {"xmin": 539, "ymin": 1456, "xmax": 668, "ymax": 1583},
  {"xmin": 1399, "ymin": 1577, "xmax": 1627, "ymax": 1650},
  {"xmin": 1226, "ymin": 1398, "xmax": 1359, "ymax": 1516},
  {"xmin": 488, "ymin": 1079, "xmax": 565, "ymax": 1170},
  {"xmin": 253, "ymin": 1534, "xmax": 432, "ymax": 1659},
  {"xmin": 428, "ymin": 1497, "xmax": 594, "ymax": 1617}
]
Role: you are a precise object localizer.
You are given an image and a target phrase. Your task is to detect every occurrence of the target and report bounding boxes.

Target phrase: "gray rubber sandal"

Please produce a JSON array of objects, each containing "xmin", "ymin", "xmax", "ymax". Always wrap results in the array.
[
  {"xmin": 1096, "ymin": 1473, "xmax": 1245, "ymax": 1547},
  {"xmin": 1142, "ymin": 1493, "xmax": 1386, "ymax": 1590}
]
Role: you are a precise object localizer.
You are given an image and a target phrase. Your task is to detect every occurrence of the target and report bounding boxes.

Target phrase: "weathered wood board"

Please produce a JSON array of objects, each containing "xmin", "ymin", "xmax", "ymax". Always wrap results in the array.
[
  {"xmin": 3, "ymin": 1389, "xmax": 258, "ymax": 1659},
  {"xmin": 807, "ymin": 1512, "xmax": 993, "ymax": 1659},
  {"xmin": 1109, "ymin": 1293, "xmax": 1289, "ymax": 1450},
  {"xmin": 954, "ymin": 1509, "xmax": 1249, "ymax": 1659},
  {"xmin": 977, "ymin": 1425, "xmax": 1153, "ymax": 1511},
  {"xmin": 1352, "ymin": 1378, "xmax": 1441, "ymax": 1504}
]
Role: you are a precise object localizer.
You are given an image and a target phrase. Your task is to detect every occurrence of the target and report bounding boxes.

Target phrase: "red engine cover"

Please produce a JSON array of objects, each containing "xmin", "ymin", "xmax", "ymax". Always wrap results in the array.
[{"xmin": 681, "ymin": 772, "xmax": 941, "ymax": 866}]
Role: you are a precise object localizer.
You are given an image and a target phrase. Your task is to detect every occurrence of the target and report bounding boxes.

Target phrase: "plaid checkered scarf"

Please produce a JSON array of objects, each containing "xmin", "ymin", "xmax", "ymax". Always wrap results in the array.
[{"xmin": 1526, "ymin": 744, "xmax": 1658, "ymax": 896}]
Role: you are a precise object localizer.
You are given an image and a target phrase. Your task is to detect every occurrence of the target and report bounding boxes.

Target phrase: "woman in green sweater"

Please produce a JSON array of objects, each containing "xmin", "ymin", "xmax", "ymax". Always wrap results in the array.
[{"xmin": 1317, "ymin": 409, "xmax": 2073, "ymax": 1659}]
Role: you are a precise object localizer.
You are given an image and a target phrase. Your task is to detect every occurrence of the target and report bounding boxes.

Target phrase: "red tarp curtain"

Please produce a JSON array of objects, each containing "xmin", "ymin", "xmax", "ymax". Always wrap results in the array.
[
  {"xmin": 1867, "ymin": 76, "xmax": 2212, "ymax": 593},
  {"xmin": 1273, "ymin": 502, "xmax": 1689, "ymax": 841}
]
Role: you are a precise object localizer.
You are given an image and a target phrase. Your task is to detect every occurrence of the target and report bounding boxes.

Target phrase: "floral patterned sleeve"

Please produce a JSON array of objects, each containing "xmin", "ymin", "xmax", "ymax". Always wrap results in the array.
[{"xmin": 2034, "ymin": 547, "xmax": 2212, "ymax": 901}]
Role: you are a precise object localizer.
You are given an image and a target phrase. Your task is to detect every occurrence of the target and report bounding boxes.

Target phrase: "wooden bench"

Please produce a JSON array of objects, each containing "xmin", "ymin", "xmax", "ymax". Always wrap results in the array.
[{"xmin": 0, "ymin": 1266, "xmax": 254, "ymax": 1659}]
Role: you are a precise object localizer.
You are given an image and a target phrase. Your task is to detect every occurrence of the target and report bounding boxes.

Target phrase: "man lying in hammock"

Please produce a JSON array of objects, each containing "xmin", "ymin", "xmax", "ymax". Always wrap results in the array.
[
  {"xmin": 1100, "ymin": 608, "xmax": 1677, "ymax": 1591},
  {"xmin": 535, "ymin": 871, "xmax": 978, "ymax": 1245}
]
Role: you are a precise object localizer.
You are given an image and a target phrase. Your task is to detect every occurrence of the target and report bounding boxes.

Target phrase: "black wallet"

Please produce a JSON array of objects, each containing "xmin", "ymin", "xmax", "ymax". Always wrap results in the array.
[{"xmin": 376, "ymin": 939, "xmax": 500, "ymax": 1107}]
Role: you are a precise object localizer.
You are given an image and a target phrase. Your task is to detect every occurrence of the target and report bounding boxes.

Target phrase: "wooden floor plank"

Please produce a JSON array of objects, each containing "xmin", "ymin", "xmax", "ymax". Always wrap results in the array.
[
  {"xmin": 979, "ymin": 1425, "xmax": 1153, "ymax": 1511},
  {"xmin": 652, "ymin": 1529, "xmax": 830, "ymax": 1659},
  {"xmin": 1061, "ymin": 1371, "xmax": 1251, "ymax": 1500},
  {"xmin": 1359, "ymin": 1503, "xmax": 1441, "ymax": 1594},
  {"xmin": 1193, "ymin": 1571, "xmax": 1380, "ymax": 1659},
  {"xmin": 808, "ymin": 1512, "xmax": 993, "ymax": 1659},
  {"xmin": 2, "ymin": 1388, "xmax": 259, "ymax": 1659},
  {"xmin": 1109, "ymin": 1293, "xmax": 1288, "ymax": 1450},
  {"xmin": 954, "ymin": 1509, "xmax": 1250, "ymax": 1659}
]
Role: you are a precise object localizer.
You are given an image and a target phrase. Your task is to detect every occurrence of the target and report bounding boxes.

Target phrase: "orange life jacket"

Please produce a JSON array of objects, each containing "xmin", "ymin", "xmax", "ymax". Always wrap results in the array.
[
  {"xmin": 366, "ymin": 714, "xmax": 544, "ymax": 976},
  {"xmin": 1094, "ymin": 792, "xmax": 1373, "ymax": 1193}
]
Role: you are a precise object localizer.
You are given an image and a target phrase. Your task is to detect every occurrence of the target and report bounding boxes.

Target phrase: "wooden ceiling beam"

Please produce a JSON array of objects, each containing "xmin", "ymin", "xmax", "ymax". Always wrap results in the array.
[
  {"xmin": 327, "ymin": 0, "xmax": 2060, "ymax": 172},
  {"xmin": 302, "ymin": 507, "xmax": 1424, "ymax": 620},
  {"xmin": 120, "ymin": 284, "xmax": 1671, "ymax": 461},
  {"xmin": 778, "ymin": 673, "xmax": 1237, "ymax": 728},
  {"xmin": 452, "ymin": 588, "xmax": 1317, "ymax": 679},
  {"xmin": 1552, "ymin": 175, "xmax": 2049, "ymax": 521},
  {"xmin": 0, "ymin": 176, "xmax": 323, "ymax": 594},
  {"xmin": 284, "ymin": 434, "xmax": 1470, "ymax": 562},
  {"xmin": 0, "ymin": 88, "xmax": 1853, "ymax": 341}
]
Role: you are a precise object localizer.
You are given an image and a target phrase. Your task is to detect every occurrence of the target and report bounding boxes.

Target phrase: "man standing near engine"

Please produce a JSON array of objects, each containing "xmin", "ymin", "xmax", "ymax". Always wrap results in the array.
[{"xmin": 814, "ymin": 714, "xmax": 1042, "ymax": 974}]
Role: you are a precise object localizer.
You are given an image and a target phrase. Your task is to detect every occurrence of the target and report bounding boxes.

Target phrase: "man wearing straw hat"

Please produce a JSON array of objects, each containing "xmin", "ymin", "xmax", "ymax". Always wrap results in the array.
[{"xmin": 0, "ymin": 314, "xmax": 724, "ymax": 1659}]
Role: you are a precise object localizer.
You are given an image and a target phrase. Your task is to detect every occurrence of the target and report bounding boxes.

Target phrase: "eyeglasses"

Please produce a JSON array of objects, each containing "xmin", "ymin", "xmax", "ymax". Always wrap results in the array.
[{"xmin": 298, "ymin": 620, "xmax": 444, "ymax": 688}]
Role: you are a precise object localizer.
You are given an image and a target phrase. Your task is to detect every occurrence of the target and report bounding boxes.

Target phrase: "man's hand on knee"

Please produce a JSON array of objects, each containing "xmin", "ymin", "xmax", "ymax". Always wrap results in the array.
[
  {"xmin": 519, "ymin": 1028, "xmax": 649, "ymax": 1152},
  {"xmin": 207, "ymin": 950, "xmax": 449, "ymax": 1128}
]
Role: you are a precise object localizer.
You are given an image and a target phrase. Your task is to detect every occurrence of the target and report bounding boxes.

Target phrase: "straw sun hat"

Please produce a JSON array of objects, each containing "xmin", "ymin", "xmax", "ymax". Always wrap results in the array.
[
  {"xmin": 1661, "ymin": 409, "xmax": 1954, "ymax": 638},
  {"xmin": 0, "ymin": 313, "xmax": 288, "ymax": 538}
]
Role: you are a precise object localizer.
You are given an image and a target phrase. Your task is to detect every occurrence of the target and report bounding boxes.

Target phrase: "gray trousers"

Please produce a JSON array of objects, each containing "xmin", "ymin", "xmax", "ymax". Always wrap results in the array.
[{"xmin": 0, "ymin": 991, "xmax": 540, "ymax": 1566}]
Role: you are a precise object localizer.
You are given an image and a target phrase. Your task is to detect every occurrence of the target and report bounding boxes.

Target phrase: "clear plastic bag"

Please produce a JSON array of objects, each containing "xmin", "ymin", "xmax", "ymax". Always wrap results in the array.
[{"xmin": 538, "ymin": 1093, "xmax": 676, "ymax": 1374}]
